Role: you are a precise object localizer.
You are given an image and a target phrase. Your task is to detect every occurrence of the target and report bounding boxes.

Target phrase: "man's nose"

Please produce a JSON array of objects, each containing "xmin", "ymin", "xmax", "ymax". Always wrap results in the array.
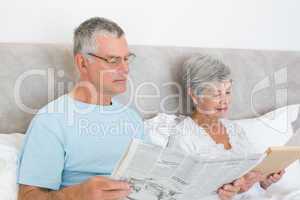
[{"xmin": 117, "ymin": 60, "xmax": 129, "ymax": 74}]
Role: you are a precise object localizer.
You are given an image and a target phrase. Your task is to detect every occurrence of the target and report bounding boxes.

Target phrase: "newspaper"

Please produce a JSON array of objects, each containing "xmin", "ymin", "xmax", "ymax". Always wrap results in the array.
[{"xmin": 112, "ymin": 139, "xmax": 265, "ymax": 200}]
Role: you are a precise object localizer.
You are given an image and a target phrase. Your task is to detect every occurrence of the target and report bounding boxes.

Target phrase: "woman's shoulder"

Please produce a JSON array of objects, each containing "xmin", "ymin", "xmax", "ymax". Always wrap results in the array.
[
  {"xmin": 144, "ymin": 113, "xmax": 185, "ymax": 125},
  {"xmin": 144, "ymin": 113, "xmax": 187, "ymax": 134}
]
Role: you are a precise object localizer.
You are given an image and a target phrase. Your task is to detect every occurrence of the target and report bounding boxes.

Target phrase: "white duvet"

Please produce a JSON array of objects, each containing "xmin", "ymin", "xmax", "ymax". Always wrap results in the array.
[{"xmin": 0, "ymin": 133, "xmax": 23, "ymax": 200}]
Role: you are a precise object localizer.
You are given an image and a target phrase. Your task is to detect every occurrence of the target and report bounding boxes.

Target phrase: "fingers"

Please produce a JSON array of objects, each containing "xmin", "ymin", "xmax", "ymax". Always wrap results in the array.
[
  {"xmin": 268, "ymin": 173, "xmax": 281, "ymax": 183},
  {"xmin": 223, "ymin": 184, "xmax": 240, "ymax": 193},
  {"xmin": 261, "ymin": 170, "xmax": 285, "ymax": 189},
  {"xmin": 102, "ymin": 189, "xmax": 131, "ymax": 200},
  {"xmin": 245, "ymin": 171, "xmax": 263, "ymax": 182},
  {"xmin": 93, "ymin": 176, "xmax": 131, "ymax": 191},
  {"xmin": 218, "ymin": 183, "xmax": 240, "ymax": 200},
  {"xmin": 236, "ymin": 171, "xmax": 262, "ymax": 192},
  {"xmin": 278, "ymin": 170, "xmax": 286, "ymax": 177},
  {"xmin": 263, "ymin": 179, "xmax": 272, "ymax": 186},
  {"xmin": 218, "ymin": 188, "xmax": 236, "ymax": 200},
  {"xmin": 233, "ymin": 177, "xmax": 252, "ymax": 193},
  {"xmin": 266, "ymin": 170, "xmax": 285, "ymax": 183},
  {"xmin": 233, "ymin": 177, "xmax": 245, "ymax": 187}
]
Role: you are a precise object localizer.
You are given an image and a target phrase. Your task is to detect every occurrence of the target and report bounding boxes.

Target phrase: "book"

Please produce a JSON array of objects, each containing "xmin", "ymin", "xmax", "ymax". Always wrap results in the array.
[{"xmin": 253, "ymin": 146, "xmax": 300, "ymax": 176}]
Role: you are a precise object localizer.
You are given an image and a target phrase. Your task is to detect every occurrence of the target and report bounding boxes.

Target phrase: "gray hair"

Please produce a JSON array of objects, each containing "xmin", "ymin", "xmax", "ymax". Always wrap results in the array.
[
  {"xmin": 73, "ymin": 17, "xmax": 125, "ymax": 55},
  {"xmin": 182, "ymin": 54, "xmax": 232, "ymax": 96}
]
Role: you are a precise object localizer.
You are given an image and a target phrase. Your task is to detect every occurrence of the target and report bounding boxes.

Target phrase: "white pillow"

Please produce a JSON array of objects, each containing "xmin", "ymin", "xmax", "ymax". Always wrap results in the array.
[
  {"xmin": 0, "ymin": 133, "xmax": 24, "ymax": 200},
  {"xmin": 234, "ymin": 104, "xmax": 300, "ymax": 152}
]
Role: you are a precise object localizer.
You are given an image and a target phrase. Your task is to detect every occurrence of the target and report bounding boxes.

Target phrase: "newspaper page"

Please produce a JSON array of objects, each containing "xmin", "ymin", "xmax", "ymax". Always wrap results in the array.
[{"xmin": 112, "ymin": 139, "xmax": 264, "ymax": 200}]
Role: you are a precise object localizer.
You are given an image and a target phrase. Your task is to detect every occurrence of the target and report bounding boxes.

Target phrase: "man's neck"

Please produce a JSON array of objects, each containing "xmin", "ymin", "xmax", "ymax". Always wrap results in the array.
[{"xmin": 70, "ymin": 84, "xmax": 112, "ymax": 106}]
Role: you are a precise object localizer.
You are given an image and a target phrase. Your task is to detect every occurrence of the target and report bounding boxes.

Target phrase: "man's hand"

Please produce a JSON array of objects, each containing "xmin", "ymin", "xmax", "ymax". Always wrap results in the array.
[
  {"xmin": 18, "ymin": 176, "xmax": 131, "ymax": 200},
  {"xmin": 80, "ymin": 176, "xmax": 131, "ymax": 200},
  {"xmin": 260, "ymin": 170, "xmax": 285, "ymax": 190},
  {"xmin": 217, "ymin": 179, "xmax": 243, "ymax": 200}
]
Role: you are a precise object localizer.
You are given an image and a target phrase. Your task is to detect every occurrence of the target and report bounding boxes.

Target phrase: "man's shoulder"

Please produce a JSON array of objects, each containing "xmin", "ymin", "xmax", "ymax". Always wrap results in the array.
[
  {"xmin": 37, "ymin": 95, "xmax": 68, "ymax": 115},
  {"xmin": 25, "ymin": 96, "xmax": 68, "ymax": 141},
  {"xmin": 29, "ymin": 95, "xmax": 68, "ymax": 129},
  {"xmin": 113, "ymin": 100, "xmax": 142, "ymax": 120}
]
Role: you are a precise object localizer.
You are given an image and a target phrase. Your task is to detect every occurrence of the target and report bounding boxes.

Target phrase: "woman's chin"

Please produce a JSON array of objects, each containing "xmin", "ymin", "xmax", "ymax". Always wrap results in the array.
[{"xmin": 215, "ymin": 109, "xmax": 229, "ymax": 118}]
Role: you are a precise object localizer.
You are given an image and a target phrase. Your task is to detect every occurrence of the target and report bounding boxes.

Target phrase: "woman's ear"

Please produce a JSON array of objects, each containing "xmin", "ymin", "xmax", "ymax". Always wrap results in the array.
[{"xmin": 188, "ymin": 88, "xmax": 198, "ymax": 105}]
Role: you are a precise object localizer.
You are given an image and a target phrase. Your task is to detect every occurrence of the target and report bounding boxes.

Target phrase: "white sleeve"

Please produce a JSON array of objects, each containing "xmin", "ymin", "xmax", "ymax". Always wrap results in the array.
[{"xmin": 234, "ymin": 183, "xmax": 267, "ymax": 200}]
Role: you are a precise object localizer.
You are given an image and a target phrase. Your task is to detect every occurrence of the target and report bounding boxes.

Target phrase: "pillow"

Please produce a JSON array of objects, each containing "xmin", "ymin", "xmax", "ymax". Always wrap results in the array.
[
  {"xmin": 233, "ymin": 104, "xmax": 300, "ymax": 196},
  {"xmin": 234, "ymin": 104, "xmax": 300, "ymax": 152},
  {"xmin": 0, "ymin": 133, "xmax": 24, "ymax": 200}
]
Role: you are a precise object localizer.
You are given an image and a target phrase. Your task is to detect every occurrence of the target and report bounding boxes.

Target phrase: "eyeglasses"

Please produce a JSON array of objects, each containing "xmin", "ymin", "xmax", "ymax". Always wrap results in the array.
[{"xmin": 87, "ymin": 52, "xmax": 136, "ymax": 67}]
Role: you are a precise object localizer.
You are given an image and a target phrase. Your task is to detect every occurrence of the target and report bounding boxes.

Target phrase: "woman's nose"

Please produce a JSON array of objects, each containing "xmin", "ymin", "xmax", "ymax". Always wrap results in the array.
[{"xmin": 219, "ymin": 94, "xmax": 230, "ymax": 104}]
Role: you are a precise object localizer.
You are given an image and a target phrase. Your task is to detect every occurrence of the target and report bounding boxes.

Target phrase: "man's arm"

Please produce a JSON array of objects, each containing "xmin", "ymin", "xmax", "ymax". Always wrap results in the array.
[
  {"xmin": 18, "ymin": 184, "xmax": 81, "ymax": 200},
  {"xmin": 18, "ymin": 176, "xmax": 131, "ymax": 200}
]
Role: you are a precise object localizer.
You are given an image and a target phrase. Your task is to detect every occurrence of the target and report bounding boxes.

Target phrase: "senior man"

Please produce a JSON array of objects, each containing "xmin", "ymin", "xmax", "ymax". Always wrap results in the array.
[{"xmin": 17, "ymin": 17, "xmax": 141, "ymax": 200}]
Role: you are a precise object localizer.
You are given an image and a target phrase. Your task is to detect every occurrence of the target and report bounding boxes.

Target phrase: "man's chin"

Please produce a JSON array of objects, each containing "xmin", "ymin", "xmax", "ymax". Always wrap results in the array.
[{"xmin": 112, "ymin": 85, "xmax": 127, "ymax": 94}]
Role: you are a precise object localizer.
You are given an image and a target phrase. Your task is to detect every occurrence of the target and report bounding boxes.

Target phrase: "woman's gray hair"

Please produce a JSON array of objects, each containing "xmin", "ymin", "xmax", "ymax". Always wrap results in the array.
[
  {"xmin": 73, "ymin": 17, "xmax": 124, "ymax": 55},
  {"xmin": 182, "ymin": 54, "xmax": 232, "ymax": 96}
]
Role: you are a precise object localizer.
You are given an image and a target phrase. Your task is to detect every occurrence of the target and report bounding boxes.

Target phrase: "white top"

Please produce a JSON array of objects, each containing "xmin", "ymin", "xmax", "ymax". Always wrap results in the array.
[
  {"xmin": 144, "ymin": 113, "xmax": 267, "ymax": 200},
  {"xmin": 169, "ymin": 117, "xmax": 255, "ymax": 157},
  {"xmin": 145, "ymin": 113, "xmax": 255, "ymax": 156}
]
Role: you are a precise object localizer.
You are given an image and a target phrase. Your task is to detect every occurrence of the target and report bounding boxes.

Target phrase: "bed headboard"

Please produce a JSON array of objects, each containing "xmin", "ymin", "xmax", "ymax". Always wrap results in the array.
[{"xmin": 1, "ymin": 43, "xmax": 300, "ymax": 133}]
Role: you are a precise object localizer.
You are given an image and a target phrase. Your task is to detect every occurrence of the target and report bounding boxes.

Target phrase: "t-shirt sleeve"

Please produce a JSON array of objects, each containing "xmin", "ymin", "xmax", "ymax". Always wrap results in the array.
[{"xmin": 17, "ymin": 113, "xmax": 65, "ymax": 190}]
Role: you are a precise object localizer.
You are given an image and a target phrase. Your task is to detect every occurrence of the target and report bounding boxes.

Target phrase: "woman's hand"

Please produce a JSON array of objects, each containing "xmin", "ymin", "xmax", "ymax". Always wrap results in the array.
[
  {"xmin": 217, "ymin": 179, "xmax": 244, "ymax": 200},
  {"xmin": 239, "ymin": 171, "xmax": 263, "ymax": 192},
  {"xmin": 260, "ymin": 170, "xmax": 285, "ymax": 190}
]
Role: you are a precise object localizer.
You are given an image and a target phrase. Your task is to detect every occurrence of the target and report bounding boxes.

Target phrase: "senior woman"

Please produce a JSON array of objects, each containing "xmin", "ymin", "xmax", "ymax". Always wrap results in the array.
[{"xmin": 146, "ymin": 55, "xmax": 285, "ymax": 200}]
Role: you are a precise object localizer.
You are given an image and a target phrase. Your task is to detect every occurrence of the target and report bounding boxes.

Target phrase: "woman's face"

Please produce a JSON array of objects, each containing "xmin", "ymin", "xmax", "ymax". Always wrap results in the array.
[{"xmin": 190, "ymin": 80, "xmax": 232, "ymax": 118}]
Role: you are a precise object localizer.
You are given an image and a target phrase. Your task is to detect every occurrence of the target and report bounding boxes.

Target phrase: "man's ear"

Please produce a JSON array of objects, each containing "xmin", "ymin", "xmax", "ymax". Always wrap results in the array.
[
  {"xmin": 74, "ymin": 53, "xmax": 88, "ymax": 74},
  {"xmin": 188, "ymin": 88, "xmax": 198, "ymax": 105}
]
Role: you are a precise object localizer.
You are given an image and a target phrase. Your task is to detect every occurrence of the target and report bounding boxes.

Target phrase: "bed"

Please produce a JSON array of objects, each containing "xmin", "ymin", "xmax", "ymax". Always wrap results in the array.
[{"xmin": 0, "ymin": 43, "xmax": 300, "ymax": 199}]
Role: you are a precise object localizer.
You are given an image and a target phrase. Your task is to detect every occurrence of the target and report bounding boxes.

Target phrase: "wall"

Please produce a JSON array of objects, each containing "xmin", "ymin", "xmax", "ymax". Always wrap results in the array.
[{"xmin": 0, "ymin": 0, "xmax": 299, "ymax": 51}]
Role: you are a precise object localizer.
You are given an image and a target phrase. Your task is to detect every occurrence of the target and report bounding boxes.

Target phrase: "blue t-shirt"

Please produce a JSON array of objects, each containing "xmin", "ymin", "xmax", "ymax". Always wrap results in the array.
[{"xmin": 17, "ymin": 94, "xmax": 145, "ymax": 190}]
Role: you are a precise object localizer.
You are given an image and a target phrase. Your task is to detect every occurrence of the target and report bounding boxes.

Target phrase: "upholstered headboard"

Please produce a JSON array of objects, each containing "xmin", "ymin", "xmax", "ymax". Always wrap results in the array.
[{"xmin": 1, "ymin": 43, "xmax": 300, "ymax": 133}]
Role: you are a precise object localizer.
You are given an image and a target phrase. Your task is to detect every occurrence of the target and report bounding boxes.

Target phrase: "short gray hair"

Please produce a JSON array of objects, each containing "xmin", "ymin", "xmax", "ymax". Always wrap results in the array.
[
  {"xmin": 182, "ymin": 54, "xmax": 232, "ymax": 96},
  {"xmin": 73, "ymin": 17, "xmax": 125, "ymax": 55}
]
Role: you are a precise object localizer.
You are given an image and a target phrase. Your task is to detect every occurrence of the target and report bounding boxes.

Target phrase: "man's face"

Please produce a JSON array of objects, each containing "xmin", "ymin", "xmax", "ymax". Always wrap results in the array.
[{"xmin": 84, "ymin": 35, "xmax": 130, "ymax": 96}]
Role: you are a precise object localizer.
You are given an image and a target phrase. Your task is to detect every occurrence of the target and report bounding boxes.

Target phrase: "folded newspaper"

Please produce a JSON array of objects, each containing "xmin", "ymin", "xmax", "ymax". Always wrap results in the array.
[{"xmin": 112, "ymin": 139, "xmax": 265, "ymax": 200}]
